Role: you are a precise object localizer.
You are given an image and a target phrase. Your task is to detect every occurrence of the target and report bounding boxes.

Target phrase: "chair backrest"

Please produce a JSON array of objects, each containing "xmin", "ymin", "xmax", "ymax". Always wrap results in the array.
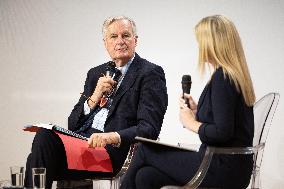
[
  {"xmin": 161, "ymin": 93, "xmax": 280, "ymax": 189},
  {"xmin": 250, "ymin": 92, "xmax": 280, "ymax": 189},
  {"xmin": 253, "ymin": 93, "xmax": 279, "ymax": 145},
  {"xmin": 253, "ymin": 93, "xmax": 280, "ymax": 164}
]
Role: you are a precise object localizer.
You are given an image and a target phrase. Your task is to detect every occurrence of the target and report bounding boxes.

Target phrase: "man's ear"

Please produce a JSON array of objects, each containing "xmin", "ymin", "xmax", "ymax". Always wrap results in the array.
[
  {"xmin": 103, "ymin": 39, "xmax": 107, "ymax": 48},
  {"xmin": 134, "ymin": 36, "xmax": 138, "ymax": 46}
]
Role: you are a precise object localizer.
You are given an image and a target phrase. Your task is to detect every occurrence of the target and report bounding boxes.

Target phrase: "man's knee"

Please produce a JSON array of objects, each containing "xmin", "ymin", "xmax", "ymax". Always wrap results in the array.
[{"xmin": 32, "ymin": 128, "xmax": 60, "ymax": 151}]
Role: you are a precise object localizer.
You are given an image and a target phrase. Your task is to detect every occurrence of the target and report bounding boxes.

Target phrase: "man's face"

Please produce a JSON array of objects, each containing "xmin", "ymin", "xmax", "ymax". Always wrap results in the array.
[{"xmin": 104, "ymin": 19, "xmax": 137, "ymax": 66}]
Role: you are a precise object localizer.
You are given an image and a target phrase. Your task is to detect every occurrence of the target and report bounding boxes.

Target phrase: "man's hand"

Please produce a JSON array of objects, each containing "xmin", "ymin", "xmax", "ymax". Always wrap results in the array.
[
  {"xmin": 88, "ymin": 132, "xmax": 120, "ymax": 148},
  {"xmin": 88, "ymin": 76, "xmax": 116, "ymax": 108}
]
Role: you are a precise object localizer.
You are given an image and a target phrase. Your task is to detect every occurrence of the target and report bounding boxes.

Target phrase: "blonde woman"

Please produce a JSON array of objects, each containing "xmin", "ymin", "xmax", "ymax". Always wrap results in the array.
[{"xmin": 121, "ymin": 15, "xmax": 255, "ymax": 189}]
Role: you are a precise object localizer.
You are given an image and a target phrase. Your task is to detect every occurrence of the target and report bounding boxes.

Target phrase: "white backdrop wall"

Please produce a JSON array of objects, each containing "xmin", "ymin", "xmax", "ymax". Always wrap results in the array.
[{"xmin": 0, "ymin": 0, "xmax": 283, "ymax": 188}]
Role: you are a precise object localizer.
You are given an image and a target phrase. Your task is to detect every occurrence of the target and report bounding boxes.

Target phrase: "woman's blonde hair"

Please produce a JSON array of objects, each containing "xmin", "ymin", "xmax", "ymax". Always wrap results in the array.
[{"xmin": 195, "ymin": 15, "xmax": 255, "ymax": 106}]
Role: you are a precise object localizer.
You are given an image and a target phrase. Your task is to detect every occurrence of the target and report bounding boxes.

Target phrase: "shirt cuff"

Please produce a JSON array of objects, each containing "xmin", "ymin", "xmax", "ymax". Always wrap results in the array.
[{"xmin": 83, "ymin": 101, "xmax": 91, "ymax": 115}]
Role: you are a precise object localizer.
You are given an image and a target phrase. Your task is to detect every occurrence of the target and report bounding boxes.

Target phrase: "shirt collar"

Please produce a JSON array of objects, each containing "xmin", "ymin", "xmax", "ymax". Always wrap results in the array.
[{"xmin": 116, "ymin": 54, "xmax": 135, "ymax": 75}]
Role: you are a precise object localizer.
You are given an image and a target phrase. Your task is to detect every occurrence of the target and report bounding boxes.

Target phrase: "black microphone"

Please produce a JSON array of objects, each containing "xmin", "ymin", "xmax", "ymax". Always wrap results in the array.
[
  {"xmin": 105, "ymin": 61, "xmax": 122, "ymax": 83},
  {"xmin": 100, "ymin": 61, "xmax": 122, "ymax": 107},
  {"xmin": 181, "ymin": 75, "xmax": 192, "ymax": 108}
]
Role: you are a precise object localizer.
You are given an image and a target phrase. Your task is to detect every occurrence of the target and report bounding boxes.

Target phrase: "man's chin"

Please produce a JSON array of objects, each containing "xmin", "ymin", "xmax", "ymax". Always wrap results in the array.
[{"xmin": 113, "ymin": 55, "xmax": 131, "ymax": 61}]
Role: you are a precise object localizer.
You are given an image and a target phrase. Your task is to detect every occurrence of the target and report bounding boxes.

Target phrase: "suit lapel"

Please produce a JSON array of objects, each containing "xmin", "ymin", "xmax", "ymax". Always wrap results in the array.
[{"xmin": 107, "ymin": 54, "xmax": 141, "ymax": 118}]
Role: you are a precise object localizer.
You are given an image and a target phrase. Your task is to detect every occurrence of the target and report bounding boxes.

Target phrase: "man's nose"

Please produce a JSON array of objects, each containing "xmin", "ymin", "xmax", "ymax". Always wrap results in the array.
[{"xmin": 115, "ymin": 36, "xmax": 125, "ymax": 44}]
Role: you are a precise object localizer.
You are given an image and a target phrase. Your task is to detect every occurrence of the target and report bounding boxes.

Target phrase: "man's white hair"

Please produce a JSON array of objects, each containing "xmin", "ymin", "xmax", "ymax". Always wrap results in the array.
[{"xmin": 102, "ymin": 16, "xmax": 137, "ymax": 39}]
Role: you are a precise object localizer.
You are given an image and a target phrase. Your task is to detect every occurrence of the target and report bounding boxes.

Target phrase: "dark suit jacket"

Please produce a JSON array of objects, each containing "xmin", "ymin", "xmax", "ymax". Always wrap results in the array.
[{"xmin": 68, "ymin": 53, "xmax": 168, "ymax": 173}]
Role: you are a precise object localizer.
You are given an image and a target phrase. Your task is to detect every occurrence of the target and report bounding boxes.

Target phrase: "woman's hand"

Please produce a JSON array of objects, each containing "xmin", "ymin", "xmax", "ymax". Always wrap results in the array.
[
  {"xmin": 179, "ymin": 94, "xmax": 201, "ymax": 133},
  {"xmin": 183, "ymin": 93, "xmax": 198, "ymax": 114}
]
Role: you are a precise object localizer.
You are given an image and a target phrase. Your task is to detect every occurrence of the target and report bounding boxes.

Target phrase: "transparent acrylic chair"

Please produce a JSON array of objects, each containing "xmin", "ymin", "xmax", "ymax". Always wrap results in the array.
[
  {"xmin": 92, "ymin": 143, "xmax": 137, "ymax": 189},
  {"xmin": 162, "ymin": 92, "xmax": 280, "ymax": 189}
]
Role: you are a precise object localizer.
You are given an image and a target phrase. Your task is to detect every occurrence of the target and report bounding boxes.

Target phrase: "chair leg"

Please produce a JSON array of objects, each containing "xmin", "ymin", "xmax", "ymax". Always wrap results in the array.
[
  {"xmin": 93, "ymin": 180, "xmax": 109, "ymax": 189},
  {"xmin": 91, "ymin": 176, "xmax": 122, "ymax": 189},
  {"xmin": 110, "ymin": 180, "xmax": 113, "ymax": 189},
  {"xmin": 250, "ymin": 168, "xmax": 261, "ymax": 189},
  {"xmin": 111, "ymin": 177, "xmax": 120, "ymax": 189}
]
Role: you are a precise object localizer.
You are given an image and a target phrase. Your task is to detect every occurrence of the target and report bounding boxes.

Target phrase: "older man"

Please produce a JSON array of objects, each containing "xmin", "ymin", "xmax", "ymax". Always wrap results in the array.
[{"xmin": 24, "ymin": 16, "xmax": 168, "ymax": 189}]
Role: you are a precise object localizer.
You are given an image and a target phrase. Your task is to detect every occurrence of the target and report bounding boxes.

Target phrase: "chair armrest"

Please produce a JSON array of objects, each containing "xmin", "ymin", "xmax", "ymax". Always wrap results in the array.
[
  {"xmin": 210, "ymin": 143, "xmax": 265, "ymax": 155},
  {"xmin": 115, "ymin": 143, "xmax": 137, "ymax": 178}
]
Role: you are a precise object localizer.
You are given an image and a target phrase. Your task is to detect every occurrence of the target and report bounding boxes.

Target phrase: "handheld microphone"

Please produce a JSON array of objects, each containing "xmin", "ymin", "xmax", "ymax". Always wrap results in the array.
[
  {"xmin": 100, "ymin": 61, "xmax": 122, "ymax": 107},
  {"xmin": 105, "ymin": 61, "xmax": 122, "ymax": 82},
  {"xmin": 181, "ymin": 75, "xmax": 192, "ymax": 108}
]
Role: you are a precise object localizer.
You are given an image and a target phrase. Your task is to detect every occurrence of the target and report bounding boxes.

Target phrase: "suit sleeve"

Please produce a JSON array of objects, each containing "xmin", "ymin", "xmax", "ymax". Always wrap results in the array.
[
  {"xmin": 118, "ymin": 66, "xmax": 168, "ymax": 145},
  {"xmin": 198, "ymin": 70, "xmax": 239, "ymax": 145},
  {"xmin": 68, "ymin": 69, "xmax": 96, "ymax": 131}
]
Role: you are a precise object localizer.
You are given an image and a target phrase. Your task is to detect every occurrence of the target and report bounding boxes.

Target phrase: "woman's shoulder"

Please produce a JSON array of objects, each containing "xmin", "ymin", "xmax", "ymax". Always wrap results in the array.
[{"xmin": 211, "ymin": 67, "xmax": 238, "ymax": 94}]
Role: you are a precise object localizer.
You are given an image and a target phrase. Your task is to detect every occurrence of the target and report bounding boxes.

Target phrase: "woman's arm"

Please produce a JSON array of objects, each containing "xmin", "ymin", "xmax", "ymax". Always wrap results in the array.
[
  {"xmin": 198, "ymin": 69, "xmax": 239, "ymax": 145},
  {"xmin": 179, "ymin": 94, "xmax": 201, "ymax": 133}
]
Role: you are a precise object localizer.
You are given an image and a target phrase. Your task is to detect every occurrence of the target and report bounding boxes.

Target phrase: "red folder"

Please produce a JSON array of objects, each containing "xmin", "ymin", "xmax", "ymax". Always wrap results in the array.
[
  {"xmin": 24, "ymin": 124, "xmax": 112, "ymax": 172},
  {"xmin": 56, "ymin": 133, "xmax": 112, "ymax": 172}
]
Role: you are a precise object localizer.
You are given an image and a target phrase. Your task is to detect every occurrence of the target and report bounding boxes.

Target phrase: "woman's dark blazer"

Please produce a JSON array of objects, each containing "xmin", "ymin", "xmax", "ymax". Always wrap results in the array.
[
  {"xmin": 197, "ymin": 67, "xmax": 254, "ymax": 147},
  {"xmin": 195, "ymin": 67, "xmax": 254, "ymax": 187}
]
